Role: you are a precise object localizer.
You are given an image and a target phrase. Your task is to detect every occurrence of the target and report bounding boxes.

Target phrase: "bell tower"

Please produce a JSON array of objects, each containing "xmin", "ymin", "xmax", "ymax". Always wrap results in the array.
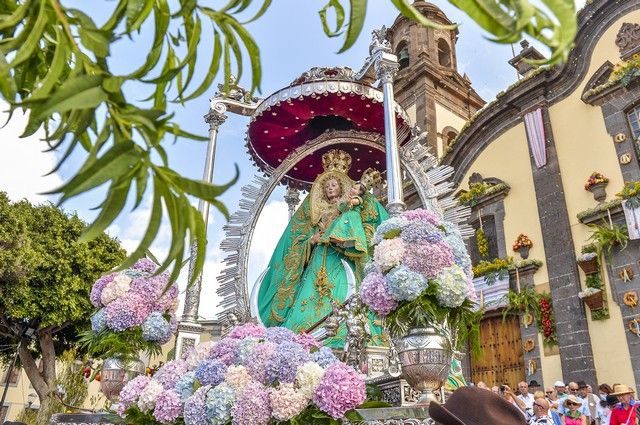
[{"xmin": 388, "ymin": 1, "xmax": 485, "ymax": 157}]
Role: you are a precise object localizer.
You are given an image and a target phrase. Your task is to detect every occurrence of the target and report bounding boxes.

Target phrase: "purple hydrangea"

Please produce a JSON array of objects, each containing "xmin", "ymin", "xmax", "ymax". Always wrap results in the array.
[
  {"xmin": 130, "ymin": 274, "xmax": 167, "ymax": 300},
  {"xmin": 294, "ymin": 333, "xmax": 321, "ymax": 350},
  {"xmin": 210, "ymin": 337, "xmax": 240, "ymax": 366},
  {"xmin": 232, "ymin": 383, "xmax": 271, "ymax": 425},
  {"xmin": 205, "ymin": 383, "xmax": 236, "ymax": 425},
  {"xmin": 245, "ymin": 341, "xmax": 277, "ymax": 384},
  {"xmin": 313, "ymin": 362, "xmax": 366, "ymax": 419},
  {"xmin": 312, "ymin": 347, "xmax": 338, "ymax": 368},
  {"xmin": 174, "ymin": 371, "xmax": 197, "ymax": 401},
  {"xmin": 105, "ymin": 293, "xmax": 150, "ymax": 331},
  {"xmin": 154, "ymin": 360, "xmax": 189, "ymax": 389},
  {"xmin": 400, "ymin": 221, "xmax": 444, "ymax": 244},
  {"xmin": 360, "ymin": 271, "xmax": 398, "ymax": 316},
  {"xmin": 119, "ymin": 375, "xmax": 151, "ymax": 406},
  {"xmin": 183, "ymin": 385, "xmax": 210, "ymax": 425},
  {"xmin": 264, "ymin": 326, "xmax": 295, "ymax": 344},
  {"xmin": 91, "ymin": 309, "xmax": 107, "ymax": 333},
  {"xmin": 90, "ymin": 273, "xmax": 116, "ymax": 307},
  {"xmin": 265, "ymin": 341, "xmax": 311, "ymax": 384},
  {"xmin": 387, "ymin": 265, "xmax": 429, "ymax": 301},
  {"xmin": 142, "ymin": 312, "xmax": 171, "ymax": 343},
  {"xmin": 401, "ymin": 208, "xmax": 440, "ymax": 225},
  {"xmin": 195, "ymin": 359, "xmax": 226, "ymax": 386},
  {"xmin": 402, "ymin": 240, "xmax": 454, "ymax": 278},
  {"xmin": 155, "ymin": 284, "xmax": 179, "ymax": 313},
  {"xmin": 153, "ymin": 389, "xmax": 182, "ymax": 424},
  {"xmin": 132, "ymin": 258, "xmax": 159, "ymax": 273},
  {"xmin": 227, "ymin": 323, "xmax": 266, "ymax": 339}
]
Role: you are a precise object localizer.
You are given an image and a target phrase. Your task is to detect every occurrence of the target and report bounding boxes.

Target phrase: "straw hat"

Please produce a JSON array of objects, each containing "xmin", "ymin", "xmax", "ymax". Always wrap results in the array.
[
  {"xmin": 610, "ymin": 384, "xmax": 635, "ymax": 396},
  {"xmin": 563, "ymin": 394, "xmax": 583, "ymax": 407}
]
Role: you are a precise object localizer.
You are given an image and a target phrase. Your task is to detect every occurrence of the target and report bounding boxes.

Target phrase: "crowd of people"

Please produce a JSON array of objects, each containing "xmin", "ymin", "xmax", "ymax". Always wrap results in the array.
[{"xmin": 466, "ymin": 380, "xmax": 638, "ymax": 425}]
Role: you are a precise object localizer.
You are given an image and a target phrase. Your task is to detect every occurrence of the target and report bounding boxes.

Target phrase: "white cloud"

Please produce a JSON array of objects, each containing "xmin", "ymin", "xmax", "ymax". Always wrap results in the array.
[{"xmin": 0, "ymin": 101, "xmax": 63, "ymax": 203}]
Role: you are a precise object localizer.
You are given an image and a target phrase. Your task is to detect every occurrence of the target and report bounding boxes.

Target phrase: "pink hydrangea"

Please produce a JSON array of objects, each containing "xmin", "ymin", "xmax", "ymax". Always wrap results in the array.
[
  {"xmin": 133, "ymin": 258, "xmax": 159, "ymax": 273},
  {"xmin": 100, "ymin": 275, "xmax": 132, "ymax": 306},
  {"xmin": 153, "ymin": 389, "xmax": 182, "ymax": 424},
  {"xmin": 154, "ymin": 360, "xmax": 189, "ymax": 389},
  {"xmin": 269, "ymin": 383, "xmax": 309, "ymax": 421},
  {"xmin": 402, "ymin": 240, "xmax": 454, "ymax": 278},
  {"xmin": 312, "ymin": 362, "xmax": 366, "ymax": 419},
  {"xmin": 360, "ymin": 271, "xmax": 397, "ymax": 316},
  {"xmin": 231, "ymin": 383, "xmax": 271, "ymax": 425},
  {"xmin": 224, "ymin": 365, "xmax": 254, "ymax": 392},
  {"xmin": 183, "ymin": 341, "xmax": 215, "ymax": 370},
  {"xmin": 90, "ymin": 273, "xmax": 116, "ymax": 307},
  {"xmin": 401, "ymin": 208, "xmax": 439, "ymax": 225},
  {"xmin": 119, "ymin": 375, "xmax": 151, "ymax": 406},
  {"xmin": 210, "ymin": 337, "xmax": 240, "ymax": 366},
  {"xmin": 227, "ymin": 323, "xmax": 266, "ymax": 339},
  {"xmin": 294, "ymin": 333, "xmax": 321, "ymax": 350},
  {"xmin": 467, "ymin": 276, "xmax": 478, "ymax": 302},
  {"xmin": 105, "ymin": 293, "xmax": 151, "ymax": 331},
  {"xmin": 373, "ymin": 238, "xmax": 406, "ymax": 271}
]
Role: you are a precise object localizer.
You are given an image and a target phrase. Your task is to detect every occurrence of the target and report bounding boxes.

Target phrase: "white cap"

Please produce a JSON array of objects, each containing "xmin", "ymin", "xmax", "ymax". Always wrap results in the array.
[{"xmin": 554, "ymin": 381, "xmax": 566, "ymax": 387}]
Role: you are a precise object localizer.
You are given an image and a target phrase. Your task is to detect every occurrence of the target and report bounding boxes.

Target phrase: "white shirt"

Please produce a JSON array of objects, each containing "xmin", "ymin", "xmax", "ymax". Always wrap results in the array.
[{"xmin": 519, "ymin": 393, "xmax": 535, "ymax": 410}]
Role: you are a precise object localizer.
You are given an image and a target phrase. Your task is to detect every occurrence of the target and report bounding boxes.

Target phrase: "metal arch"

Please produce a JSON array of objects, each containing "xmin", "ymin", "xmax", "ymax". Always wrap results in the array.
[{"xmin": 216, "ymin": 130, "xmax": 471, "ymax": 329}]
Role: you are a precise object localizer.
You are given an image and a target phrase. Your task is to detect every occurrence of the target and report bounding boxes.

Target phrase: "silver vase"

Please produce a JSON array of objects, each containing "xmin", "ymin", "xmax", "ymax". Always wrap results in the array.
[
  {"xmin": 100, "ymin": 357, "xmax": 146, "ymax": 402},
  {"xmin": 395, "ymin": 327, "xmax": 452, "ymax": 405}
]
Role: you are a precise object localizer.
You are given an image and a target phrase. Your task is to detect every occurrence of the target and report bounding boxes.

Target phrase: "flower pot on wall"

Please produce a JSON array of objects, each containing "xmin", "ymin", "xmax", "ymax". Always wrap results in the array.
[
  {"xmin": 588, "ymin": 183, "xmax": 607, "ymax": 202},
  {"xmin": 581, "ymin": 291, "xmax": 605, "ymax": 311},
  {"xmin": 577, "ymin": 258, "xmax": 600, "ymax": 274},
  {"xmin": 516, "ymin": 246, "xmax": 530, "ymax": 260}
]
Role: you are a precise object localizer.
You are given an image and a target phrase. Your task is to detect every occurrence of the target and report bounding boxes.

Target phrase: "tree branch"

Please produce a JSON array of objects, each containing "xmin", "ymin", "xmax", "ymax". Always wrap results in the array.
[{"xmin": 18, "ymin": 338, "xmax": 48, "ymax": 398}]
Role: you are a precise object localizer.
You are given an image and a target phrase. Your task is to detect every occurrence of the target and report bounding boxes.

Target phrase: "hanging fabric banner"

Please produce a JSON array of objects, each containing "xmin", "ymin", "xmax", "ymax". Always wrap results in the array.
[
  {"xmin": 524, "ymin": 108, "xmax": 547, "ymax": 168},
  {"xmin": 623, "ymin": 200, "xmax": 640, "ymax": 240}
]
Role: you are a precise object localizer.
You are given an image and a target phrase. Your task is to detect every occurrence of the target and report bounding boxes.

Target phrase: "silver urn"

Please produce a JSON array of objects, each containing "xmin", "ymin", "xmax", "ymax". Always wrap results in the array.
[
  {"xmin": 395, "ymin": 327, "xmax": 452, "ymax": 405},
  {"xmin": 100, "ymin": 357, "xmax": 146, "ymax": 402}
]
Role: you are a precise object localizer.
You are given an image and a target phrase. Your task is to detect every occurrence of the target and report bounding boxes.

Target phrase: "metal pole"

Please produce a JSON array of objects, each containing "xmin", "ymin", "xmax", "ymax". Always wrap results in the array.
[
  {"xmin": 0, "ymin": 340, "xmax": 21, "ymax": 412},
  {"xmin": 375, "ymin": 52, "xmax": 405, "ymax": 216},
  {"xmin": 180, "ymin": 108, "xmax": 227, "ymax": 323},
  {"xmin": 283, "ymin": 186, "xmax": 301, "ymax": 220}
]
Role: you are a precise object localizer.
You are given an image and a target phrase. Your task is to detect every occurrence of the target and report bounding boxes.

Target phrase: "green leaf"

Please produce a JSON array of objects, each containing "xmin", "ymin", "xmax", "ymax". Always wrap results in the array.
[
  {"xmin": 319, "ymin": 0, "xmax": 346, "ymax": 37},
  {"xmin": 0, "ymin": 51, "xmax": 16, "ymax": 100},
  {"xmin": 9, "ymin": 0, "xmax": 47, "ymax": 68},
  {"xmin": 79, "ymin": 27, "xmax": 110, "ymax": 58},
  {"xmin": 29, "ymin": 28, "xmax": 69, "ymax": 100},
  {"xmin": 242, "ymin": 0, "xmax": 273, "ymax": 24},
  {"xmin": 100, "ymin": 0, "xmax": 128, "ymax": 32},
  {"xmin": 0, "ymin": 0, "xmax": 32, "ymax": 32},
  {"xmin": 220, "ymin": 16, "xmax": 261, "ymax": 93},
  {"xmin": 182, "ymin": 29, "xmax": 222, "ymax": 101},
  {"xmin": 126, "ymin": 0, "xmax": 154, "ymax": 33},
  {"xmin": 170, "ymin": 164, "xmax": 239, "ymax": 202},
  {"xmin": 338, "ymin": 0, "xmax": 367, "ymax": 53},
  {"xmin": 390, "ymin": 0, "xmax": 457, "ymax": 31}
]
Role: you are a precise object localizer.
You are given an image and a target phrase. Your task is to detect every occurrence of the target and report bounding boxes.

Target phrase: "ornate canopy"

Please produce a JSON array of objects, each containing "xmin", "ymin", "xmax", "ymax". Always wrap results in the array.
[{"xmin": 246, "ymin": 67, "xmax": 413, "ymax": 188}]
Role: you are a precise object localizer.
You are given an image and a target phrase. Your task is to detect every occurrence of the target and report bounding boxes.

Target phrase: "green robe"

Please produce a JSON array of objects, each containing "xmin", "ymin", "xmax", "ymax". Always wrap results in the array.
[{"xmin": 258, "ymin": 192, "xmax": 388, "ymax": 348}]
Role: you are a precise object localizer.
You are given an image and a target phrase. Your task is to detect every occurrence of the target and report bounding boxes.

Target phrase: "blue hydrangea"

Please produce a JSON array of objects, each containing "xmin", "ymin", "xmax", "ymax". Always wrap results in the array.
[
  {"xmin": 124, "ymin": 268, "xmax": 147, "ymax": 279},
  {"xmin": 387, "ymin": 265, "xmax": 429, "ymax": 301},
  {"xmin": 205, "ymin": 383, "xmax": 235, "ymax": 425},
  {"xmin": 265, "ymin": 326, "xmax": 295, "ymax": 344},
  {"xmin": 372, "ymin": 217, "xmax": 408, "ymax": 245},
  {"xmin": 235, "ymin": 337, "xmax": 259, "ymax": 363},
  {"xmin": 312, "ymin": 346, "xmax": 338, "ymax": 368},
  {"xmin": 442, "ymin": 222, "xmax": 473, "ymax": 277},
  {"xmin": 174, "ymin": 371, "xmax": 197, "ymax": 401},
  {"xmin": 195, "ymin": 359, "xmax": 226, "ymax": 386},
  {"xmin": 91, "ymin": 309, "xmax": 107, "ymax": 332},
  {"xmin": 400, "ymin": 221, "xmax": 444, "ymax": 243},
  {"xmin": 265, "ymin": 341, "xmax": 311, "ymax": 384},
  {"xmin": 141, "ymin": 312, "xmax": 171, "ymax": 342},
  {"xmin": 364, "ymin": 261, "xmax": 380, "ymax": 276},
  {"xmin": 183, "ymin": 385, "xmax": 210, "ymax": 425}
]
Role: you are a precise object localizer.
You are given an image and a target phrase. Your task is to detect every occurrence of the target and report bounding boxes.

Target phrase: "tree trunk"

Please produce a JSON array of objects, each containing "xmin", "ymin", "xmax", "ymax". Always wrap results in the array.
[{"xmin": 18, "ymin": 330, "xmax": 58, "ymax": 425}]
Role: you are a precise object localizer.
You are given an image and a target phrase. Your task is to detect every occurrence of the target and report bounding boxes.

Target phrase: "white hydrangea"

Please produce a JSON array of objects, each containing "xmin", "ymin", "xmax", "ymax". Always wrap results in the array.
[
  {"xmin": 295, "ymin": 361, "xmax": 325, "ymax": 398},
  {"xmin": 224, "ymin": 365, "xmax": 254, "ymax": 392},
  {"xmin": 100, "ymin": 278, "xmax": 131, "ymax": 305},
  {"xmin": 434, "ymin": 265, "xmax": 469, "ymax": 308},
  {"xmin": 137, "ymin": 380, "xmax": 163, "ymax": 412}
]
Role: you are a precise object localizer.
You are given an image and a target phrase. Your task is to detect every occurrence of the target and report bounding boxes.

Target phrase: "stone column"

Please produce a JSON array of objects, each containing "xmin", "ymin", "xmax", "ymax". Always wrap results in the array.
[{"xmin": 175, "ymin": 106, "xmax": 227, "ymax": 358}]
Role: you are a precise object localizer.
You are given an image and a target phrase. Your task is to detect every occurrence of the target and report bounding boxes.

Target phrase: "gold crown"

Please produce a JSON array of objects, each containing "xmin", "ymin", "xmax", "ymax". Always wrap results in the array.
[
  {"xmin": 321, "ymin": 149, "xmax": 352, "ymax": 174},
  {"xmin": 360, "ymin": 168, "xmax": 382, "ymax": 190}
]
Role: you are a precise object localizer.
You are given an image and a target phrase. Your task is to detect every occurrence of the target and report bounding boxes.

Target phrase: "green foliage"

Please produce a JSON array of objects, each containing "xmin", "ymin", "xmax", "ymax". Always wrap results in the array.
[
  {"xmin": 585, "ymin": 273, "xmax": 603, "ymax": 290},
  {"xmin": 475, "ymin": 227, "xmax": 489, "ymax": 258},
  {"xmin": 616, "ymin": 181, "xmax": 640, "ymax": 209},
  {"xmin": 472, "ymin": 257, "xmax": 512, "ymax": 282},
  {"xmin": 458, "ymin": 182, "xmax": 491, "ymax": 207},
  {"xmin": 15, "ymin": 408, "xmax": 38, "ymax": 425},
  {"xmin": 503, "ymin": 287, "xmax": 540, "ymax": 319},
  {"xmin": 79, "ymin": 327, "xmax": 162, "ymax": 363},
  {"xmin": 587, "ymin": 222, "xmax": 629, "ymax": 261},
  {"xmin": 0, "ymin": 0, "xmax": 575, "ymax": 286},
  {"xmin": 591, "ymin": 308, "xmax": 609, "ymax": 321}
]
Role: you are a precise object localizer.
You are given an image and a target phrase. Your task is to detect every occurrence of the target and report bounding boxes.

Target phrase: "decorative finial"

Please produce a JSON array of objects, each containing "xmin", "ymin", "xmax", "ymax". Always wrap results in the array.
[
  {"xmin": 360, "ymin": 168, "xmax": 382, "ymax": 190},
  {"xmin": 369, "ymin": 25, "xmax": 392, "ymax": 55},
  {"xmin": 321, "ymin": 149, "xmax": 353, "ymax": 174}
]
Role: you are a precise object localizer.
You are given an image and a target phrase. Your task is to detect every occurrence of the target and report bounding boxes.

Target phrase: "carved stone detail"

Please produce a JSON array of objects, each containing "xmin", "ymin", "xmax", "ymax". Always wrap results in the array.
[{"xmin": 616, "ymin": 23, "xmax": 640, "ymax": 59}]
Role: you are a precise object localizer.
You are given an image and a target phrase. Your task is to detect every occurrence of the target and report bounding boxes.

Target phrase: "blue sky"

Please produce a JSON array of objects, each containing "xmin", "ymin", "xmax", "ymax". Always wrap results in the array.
[{"xmin": 0, "ymin": 1, "xmax": 584, "ymax": 319}]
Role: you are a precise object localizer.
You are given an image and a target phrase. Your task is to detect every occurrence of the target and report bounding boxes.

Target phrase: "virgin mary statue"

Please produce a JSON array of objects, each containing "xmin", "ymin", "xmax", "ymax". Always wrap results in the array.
[{"xmin": 257, "ymin": 149, "xmax": 388, "ymax": 348}]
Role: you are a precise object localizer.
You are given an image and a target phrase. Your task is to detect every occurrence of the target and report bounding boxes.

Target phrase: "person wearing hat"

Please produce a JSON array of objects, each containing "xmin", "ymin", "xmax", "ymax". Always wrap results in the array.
[
  {"xmin": 595, "ymin": 395, "xmax": 619, "ymax": 425},
  {"xmin": 577, "ymin": 381, "xmax": 600, "ymax": 424},
  {"xmin": 562, "ymin": 395, "xmax": 588, "ymax": 425},
  {"xmin": 609, "ymin": 384, "xmax": 637, "ymax": 425},
  {"xmin": 555, "ymin": 381, "xmax": 568, "ymax": 398},
  {"xmin": 559, "ymin": 382, "xmax": 592, "ymax": 420},
  {"xmin": 429, "ymin": 386, "xmax": 528, "ymax": 424}
]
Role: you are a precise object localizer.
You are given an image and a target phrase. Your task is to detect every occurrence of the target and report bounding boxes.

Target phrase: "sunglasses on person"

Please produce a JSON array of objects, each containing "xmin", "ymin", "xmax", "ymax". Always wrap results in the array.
[
  {"xmin": 534, "ymin": 403, "xmax": 545, "ymax": 409},
  {"xmin": 546, "ymin": 391, "xmax": 554, "ymax": 394},
  {"xmin": 569, "ymin": 388, "xmax": 579, "ymax": 392},
  {"xmin": 567, "ymin": 402, "xmax": 580, "ymax": 407}
]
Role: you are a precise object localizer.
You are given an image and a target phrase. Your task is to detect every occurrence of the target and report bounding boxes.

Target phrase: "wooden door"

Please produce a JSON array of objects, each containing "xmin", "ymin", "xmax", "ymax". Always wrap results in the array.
[{"xmin": 470, "ymin": 315, "xmax": 525, "ymax": 388}]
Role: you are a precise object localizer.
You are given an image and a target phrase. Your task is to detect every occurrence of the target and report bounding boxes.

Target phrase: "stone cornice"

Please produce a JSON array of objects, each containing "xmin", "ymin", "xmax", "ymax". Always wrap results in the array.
[{"xmin": 443, "ymin": 0, "xmax": 640, "ymax": 184}]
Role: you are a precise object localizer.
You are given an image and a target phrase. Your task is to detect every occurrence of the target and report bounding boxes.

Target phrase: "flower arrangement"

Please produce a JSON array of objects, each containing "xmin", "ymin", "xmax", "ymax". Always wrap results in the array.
[
  {"xmin": 476, "ymin": 228, "xmax": 489, "ymax": 258},
  {"xmin": 584, "ymin": 172, "xmax": 609, "ymax": 191},
  {"xmin": 512, "ymin": 234, "xmax": 533, "ymax": 251},
  {"xmin": 504, "ymin": 289, "xmax": 557, "ymax": 346},
  {"xmin": 472, "ymin": 257, "xmax": 512, "ymax": 284},
  {"xmin": 611, "ymin": 53, "xmax": 640, "ymax": 87},
  {"xmin": 577, "ymin": 252, "xmax": 598, "ymax": 262},
  {"xmin": 81, "ymin": 258, "xmax": 178, "ymax": 360},
  {"xmin": 114, "ymin": 323, "xmax": 373, "ymax": 425},
  {"xmin": 539, "ymin": 294, "xmax": 557, "ymax": 346},
  {"xmin": 616, "ymin": 181, "xmax": 640, "ymax": 208},
  {"xmin": 360, "ymin": 209, "xmax": 479, "ymax": 346}
]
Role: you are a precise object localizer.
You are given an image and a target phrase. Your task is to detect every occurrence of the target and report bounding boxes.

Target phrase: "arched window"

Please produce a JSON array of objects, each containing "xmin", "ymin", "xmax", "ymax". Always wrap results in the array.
[
  {"xmin": 437, "ymin": 39, "xmax": 451, "ymax": 67},
  {"xmin": 627, "ymin": 104, "xmax": 640, "ymax": 141},
  {"xmin": 396, "ymin": 41, "xmax": 409, "ymax": 70},
  {"xmin": 442, "ymin": 126, "xmax": 458, "ymax": 148}
]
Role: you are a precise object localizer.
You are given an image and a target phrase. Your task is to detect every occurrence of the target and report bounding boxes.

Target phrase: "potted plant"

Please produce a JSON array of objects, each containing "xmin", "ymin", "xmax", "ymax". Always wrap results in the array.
[
  {"xmin": 579, "ymin": 287, "xmax": 605, "ymax": 310},
  {"xmin": 512, "ymin": 234, "xmax": 533, "ymax": 259},
  {"xmin": 584, "ymin": 172, "xmax": 609, "ymax": 202},
  {"xmin": 587, "ymin": 223, "xmax": 629, "ymax": 261},
  {"xmin": 577, "ymin": 245, "xmax": 599, "ymax": 274},
  {"xmin": 616, "ymin": 181, "xmax": 640, "ymax": 209}
]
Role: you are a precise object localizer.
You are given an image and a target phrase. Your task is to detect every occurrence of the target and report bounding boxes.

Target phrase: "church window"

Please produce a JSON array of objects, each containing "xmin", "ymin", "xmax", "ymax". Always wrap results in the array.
[
  {"xmin": 469, "ymin": 216, "xmax": 499, "ymax": 265},
  {"xmin": 437, "ymin": 39, "xmax": 452, "ymax": 67},
  {"xmin": 627, "ymin": 104, "xmax": 640, "ymax": 140},
  {"xmin": 396, "ymin": 42, "xmax": 410, "ymax": 70}
]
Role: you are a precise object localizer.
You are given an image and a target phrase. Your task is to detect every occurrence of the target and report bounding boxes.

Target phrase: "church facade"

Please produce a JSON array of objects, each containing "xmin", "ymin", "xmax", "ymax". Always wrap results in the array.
[{"xmin": 390, "ymin": 0, "xmax": 640, "ymax": 392}]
